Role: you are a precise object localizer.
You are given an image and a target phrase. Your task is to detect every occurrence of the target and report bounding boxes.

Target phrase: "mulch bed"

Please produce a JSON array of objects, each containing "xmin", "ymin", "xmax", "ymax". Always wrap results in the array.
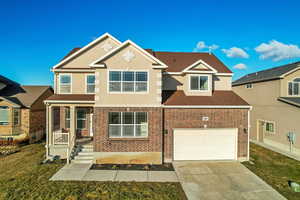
[{"xmin": 91, "ymin": 163, "xmax": 175, "ymax": 171}]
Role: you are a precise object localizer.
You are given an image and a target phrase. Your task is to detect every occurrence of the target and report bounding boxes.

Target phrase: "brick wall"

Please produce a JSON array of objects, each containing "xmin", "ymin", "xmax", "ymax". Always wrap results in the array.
[
  {"xmin": 29, "ymin": 110, "xmax": 46, "ymax": 142},
  {"xmin": 163, "ymin": 108, "xmax": 249, "ymax": 161},
  {"xmin": 93, "ymin": 107, "xmax": 163, "ymax": 152}
]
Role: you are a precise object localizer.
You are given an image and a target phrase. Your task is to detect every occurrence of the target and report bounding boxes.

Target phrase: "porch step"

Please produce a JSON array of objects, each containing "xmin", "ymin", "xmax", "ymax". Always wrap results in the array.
[
  {"xmin": 78, "ymin": 152, "xmax": 94, "ymax": 156},
  {"xmin": 72, "ymin": 159, "xmax": 93, "ymax": 164}
]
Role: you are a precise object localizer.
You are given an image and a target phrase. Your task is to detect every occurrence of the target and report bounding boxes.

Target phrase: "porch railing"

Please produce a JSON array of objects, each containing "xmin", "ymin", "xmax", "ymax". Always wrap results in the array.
[{"xmin": 53, "ymin": 131, "xmax": 69, "ymax": 145}]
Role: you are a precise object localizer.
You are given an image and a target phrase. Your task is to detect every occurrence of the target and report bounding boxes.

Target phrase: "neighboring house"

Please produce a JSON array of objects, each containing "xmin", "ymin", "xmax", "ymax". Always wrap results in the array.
[
  {"xmin": 45, "ymin": 33, "xmax": 251, "ymax": 164},
  {"xmin": 0, "ymin": 75, "xmax": 53, "ymax": 143},
  {"xmin": 233, "ymin": 62, "xmax": 300, "ymax": 157}
]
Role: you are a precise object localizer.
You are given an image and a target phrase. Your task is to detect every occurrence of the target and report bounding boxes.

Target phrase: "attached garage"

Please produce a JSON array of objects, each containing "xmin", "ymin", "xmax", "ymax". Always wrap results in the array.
[{"xmin": 173, "ymin": 128, "xmax": 238, "ymax": 161}]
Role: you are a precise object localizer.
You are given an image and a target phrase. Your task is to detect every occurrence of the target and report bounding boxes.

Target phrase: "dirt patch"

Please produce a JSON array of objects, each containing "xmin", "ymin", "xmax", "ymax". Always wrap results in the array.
[{"xmin": 91, "ymin": 163, "xmax": 175, "ymax": 171}]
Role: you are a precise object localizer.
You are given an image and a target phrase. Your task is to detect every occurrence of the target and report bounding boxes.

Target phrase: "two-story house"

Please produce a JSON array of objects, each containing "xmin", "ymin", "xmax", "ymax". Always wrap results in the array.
[
  {"xmin": 233, "ymin": 62, "xmax": 300, "ymax": 157},
  {"xmin": 45, "ymin": 33, "xmax": 251, "ymax": 164}
]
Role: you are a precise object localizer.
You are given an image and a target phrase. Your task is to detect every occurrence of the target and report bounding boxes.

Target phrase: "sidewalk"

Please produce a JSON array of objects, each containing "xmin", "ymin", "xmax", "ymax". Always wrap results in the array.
[
  {"xmin": 251, "ymin": 140, "xmax": 300, "ymax": 161},
  {"xmin": 50, "ymin": 163, "xmax": 179, "ymax": 182}
]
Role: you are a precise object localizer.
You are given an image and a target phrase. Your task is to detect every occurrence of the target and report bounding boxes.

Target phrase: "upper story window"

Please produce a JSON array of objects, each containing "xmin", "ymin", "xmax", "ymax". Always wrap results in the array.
[
  {"xmin": 86, "ymin": 75, "xmax": 95, "ymax": 94},
  {"xmin": 190, "ymin": 75, "xmax": 209, "ymax": 91},
  {"xmin": 288, "ymin": 78, "xmax": 300, "ymax": 96},
  {"xmin": 0, "ymin": 106, "xmax": 9, "ymax": 125},
  {"xmin": 109, "ymin": 71, "xmax": 148, "ymax": 93},
  {"xmin": 246, "ymin": 83, "xmax": 253, "ymax": 89},
  {"xmin": 59, "ymin": 74, "xmax": 71, "ymax": 94}
]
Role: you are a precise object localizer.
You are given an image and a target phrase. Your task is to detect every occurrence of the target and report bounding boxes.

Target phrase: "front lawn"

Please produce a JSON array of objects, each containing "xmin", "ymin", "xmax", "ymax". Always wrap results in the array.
[
  {"xmin": 0, "ymin": 143, "xmax": 186, "ymax": 200},
  {"xmin": 243, "ymin": 143, "xmax": 300, "ymax": 200}
]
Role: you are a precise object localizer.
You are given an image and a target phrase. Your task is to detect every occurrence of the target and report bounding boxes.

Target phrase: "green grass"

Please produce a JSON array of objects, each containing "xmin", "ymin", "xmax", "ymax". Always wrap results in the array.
[
  {"xmin": 243, "ymin": 143, "xmax": 300, "ymax": 200},
  {"xmin": 0, "ymin": 143, "xmax": 186, "ymax": 200}
]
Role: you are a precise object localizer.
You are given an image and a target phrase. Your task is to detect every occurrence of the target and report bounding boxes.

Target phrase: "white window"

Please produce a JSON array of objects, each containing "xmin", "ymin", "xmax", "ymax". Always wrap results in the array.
[
  {"xmin": 265, "ymin": 122, "xmax": 275, "ymax": 133},
  {"xmin": 13, "ymin": 109, "xmax": 20, "ymax": 126},
  {"xmin": 246, "ymin": 83, "xmax": 253, "ymax": 89},
  {"xmin": 86, "ymin": 75, "xmax": 95, "ymax": 94},
  {"xmin": 0, "ymin": 106, "xmax": 9, "ymax": 125},
  {"xmin": 109, "ymin": 71, "xmax": 148, "ymax": 93},
  {"xmin": 190, "ymin": 75, "xmax": 209, "ymax": 91},
  {"xmin": 59, "ymin": 74, "xmax": 71, "ymax": 94},
  {"xmin": 288, "ymin": 78, "xmax": 300, "ymax": 96},
  {"xmin": 108, "ymin": 112, "xmax": 148, "ymax": 137}
]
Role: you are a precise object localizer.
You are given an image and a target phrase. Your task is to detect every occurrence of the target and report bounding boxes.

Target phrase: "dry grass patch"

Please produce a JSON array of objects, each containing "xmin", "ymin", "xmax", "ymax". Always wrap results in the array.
[
  {"xmin": 243, "ymin": 143, "xmax": 300, "ymax": 200},
  {"xmin": 0, "ymin": 143, "xmax": 186, "ymax": 200}
]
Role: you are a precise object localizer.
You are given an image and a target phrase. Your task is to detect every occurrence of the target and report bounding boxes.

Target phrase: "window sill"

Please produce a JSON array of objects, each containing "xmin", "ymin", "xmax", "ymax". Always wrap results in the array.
[{"xmin": 108, "ymin": 137, "xmax": 149, "ymax": 141}]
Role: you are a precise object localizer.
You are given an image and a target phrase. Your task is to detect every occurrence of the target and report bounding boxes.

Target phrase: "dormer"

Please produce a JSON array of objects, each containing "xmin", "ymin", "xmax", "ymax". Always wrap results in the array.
[{"xmin": 160, "ymin": 52, "xmax": 233, "ymax": 96}]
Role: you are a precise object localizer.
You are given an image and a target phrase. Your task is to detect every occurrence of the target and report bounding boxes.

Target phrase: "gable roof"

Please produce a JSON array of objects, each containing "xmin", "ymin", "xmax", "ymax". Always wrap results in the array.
[
  {"xmin": 233, "ymin": 61, "xmax": 300, "ymax": 86},
  {"xmin": 62, "ymin": 47, "xmax": 231, "ymax": 73},
  {"xmin": 153, "ymin": 52, "xmax": 232, "ymax": 73},
  {"xmin": 52, "ymin": 33, "xmax": 122, "ymax": 70},
  {"xmin": 0, "ymin": 85, "xmax": 52, "ymax": 108},
  {"xmin": 89, "ymin": 40, "xmax": 168, "ymax": 69}
]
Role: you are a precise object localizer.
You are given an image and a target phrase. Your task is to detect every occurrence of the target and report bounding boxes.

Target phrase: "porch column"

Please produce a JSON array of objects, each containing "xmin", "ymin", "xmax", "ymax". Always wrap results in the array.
[
  {"xmin": 45, "ymin": 104, "xmax": 52, "ymax": 157},
  {"xmin": 70, "ymin": 106, "xmax": 76, "ymax": 140}
]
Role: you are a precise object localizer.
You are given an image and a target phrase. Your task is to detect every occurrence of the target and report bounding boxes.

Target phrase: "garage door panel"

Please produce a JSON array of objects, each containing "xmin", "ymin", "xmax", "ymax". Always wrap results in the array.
[{"xmin": 174, "ymin": 128, "xmax": 237, "ymax": 161}]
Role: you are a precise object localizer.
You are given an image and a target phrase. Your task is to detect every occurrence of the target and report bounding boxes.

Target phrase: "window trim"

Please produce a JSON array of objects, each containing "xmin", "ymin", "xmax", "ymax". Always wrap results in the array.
[
  {"xmin": 107, "ymin": 69, "xmax": 149, "ymax": 94},
  {"xmin": 188, "ymin": 74, "xmax": 210, "ymax": 92},
  {"xmin": 263, "ymin": 120, "xmax": 275, "ymax": 134},
  {"xmin": 85, "ymin": 74, "xmax": 96, "ymax": 94},
  {"xmin": 76, "ymin": 108, "xmax": 87, "ymax": 130},
  {"xmin": 245, "ymin": 83, "xmax": 253, "ymax": 89},
  {"xmin": 108, "ymin": 112, "xmax": 148, "ymax": 138},
  {"xmin": 13, "ymin": 108, "xmax": 20, "ymax": 126},
  {"xmin": 288, "ymin": 80, "xmax": 300, "ymax": 97},
  {"xmin": 0, "ymin": 106, "xmax": 9, "ymax": 126},
  {"xmin": 58, "ymin": 73, "xmax": 72, "ymax": 94}
]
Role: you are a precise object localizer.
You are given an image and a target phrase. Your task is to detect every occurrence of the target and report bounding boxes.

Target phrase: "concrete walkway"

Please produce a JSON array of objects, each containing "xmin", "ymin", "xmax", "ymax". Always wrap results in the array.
[
  {"xmin": 173, "ymin": 161, "xmax": 286, "ymax": 200},
  {"xmin": 251, "ymin": 140, "xmax": 300, "ymax": 161},
  {"xmin": 50, "ymin": 163, "xmax": 179, "ymax": 182}
]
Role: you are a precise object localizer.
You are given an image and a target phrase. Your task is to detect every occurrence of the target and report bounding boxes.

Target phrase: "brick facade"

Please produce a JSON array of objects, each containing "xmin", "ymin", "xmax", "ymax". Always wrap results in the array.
[
  {"xmin": 163, "ymin": 108, "xmax": 249, "ymax": 161},
  {"xmin": 93, "ymin": 107, "xmax": 163, "ymax": 153}
]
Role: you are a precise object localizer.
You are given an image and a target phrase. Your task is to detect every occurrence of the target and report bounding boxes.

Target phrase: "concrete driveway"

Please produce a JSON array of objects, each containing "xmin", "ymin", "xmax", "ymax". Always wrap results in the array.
[{"xmin": 173, "ymin": 161, "xmax": 286, "ymax": 200}]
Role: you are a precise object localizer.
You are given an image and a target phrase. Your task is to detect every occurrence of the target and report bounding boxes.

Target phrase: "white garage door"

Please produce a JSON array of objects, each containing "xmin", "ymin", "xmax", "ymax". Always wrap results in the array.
[{"xmin": 174, "ymin": 128, "xmax": 238, "ymax": 161}]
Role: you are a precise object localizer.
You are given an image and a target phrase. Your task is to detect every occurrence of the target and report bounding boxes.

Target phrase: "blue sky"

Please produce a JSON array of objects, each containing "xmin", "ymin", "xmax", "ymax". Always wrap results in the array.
[{"xmin": 1, "ymin": 0, "xmax": 300, "ymax": 86}]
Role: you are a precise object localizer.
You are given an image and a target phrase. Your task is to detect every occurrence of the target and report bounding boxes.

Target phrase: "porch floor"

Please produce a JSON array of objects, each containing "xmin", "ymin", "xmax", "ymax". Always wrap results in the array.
[{"xmin": 50, "ymin": 163, "xmax": 179, "ymax": 182}]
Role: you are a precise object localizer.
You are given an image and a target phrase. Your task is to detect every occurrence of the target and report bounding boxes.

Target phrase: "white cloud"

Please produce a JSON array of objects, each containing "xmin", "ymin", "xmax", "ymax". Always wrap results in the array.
[
  {"xmin": 233, "ymin": 63, "xmax": 247, "ymax": 70},
  {"xmin": 255, "ymin": 40, "xmax": 300, "ymax": 61},
  {"xmin": 222, "ymin": 47, "xmax": 249, "ymax": 58},
  {"xmin": 194, "ymin": 41, "xmax": 219, "ymax": 52}
]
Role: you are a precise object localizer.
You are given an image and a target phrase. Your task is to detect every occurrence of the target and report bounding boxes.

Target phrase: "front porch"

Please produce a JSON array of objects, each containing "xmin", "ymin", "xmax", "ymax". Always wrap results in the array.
[{"xmin": 45, "ymin": 103, "xmax": 95, "ymax": 163}]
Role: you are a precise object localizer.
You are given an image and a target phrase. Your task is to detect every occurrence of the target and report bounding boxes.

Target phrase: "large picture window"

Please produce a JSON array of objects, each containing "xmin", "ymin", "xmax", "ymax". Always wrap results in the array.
[
  {"xmin": 109, "ymin": 71, "xmax": 148, "ymax": 92},
  {"xmin": 288, "ymin": 78, "xmax": 300, "ymax": 96},
  {"xmin": 108, "ymin": 112, "xmax": 148, "ymax": 137},
  {"xmin": 0, "ymin": 106, "xmax": 9, "ymax": 125},
  {"xmin": 59, "ymin": 74, "xmax": 71, "ymax": 94},
  {"xmin": 86, "ymin": 75, "xmax": 95, "ymax": 93},
  {"xmin": 190, "ymin": 75, "xmax": 209, "ymax": 91}
]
